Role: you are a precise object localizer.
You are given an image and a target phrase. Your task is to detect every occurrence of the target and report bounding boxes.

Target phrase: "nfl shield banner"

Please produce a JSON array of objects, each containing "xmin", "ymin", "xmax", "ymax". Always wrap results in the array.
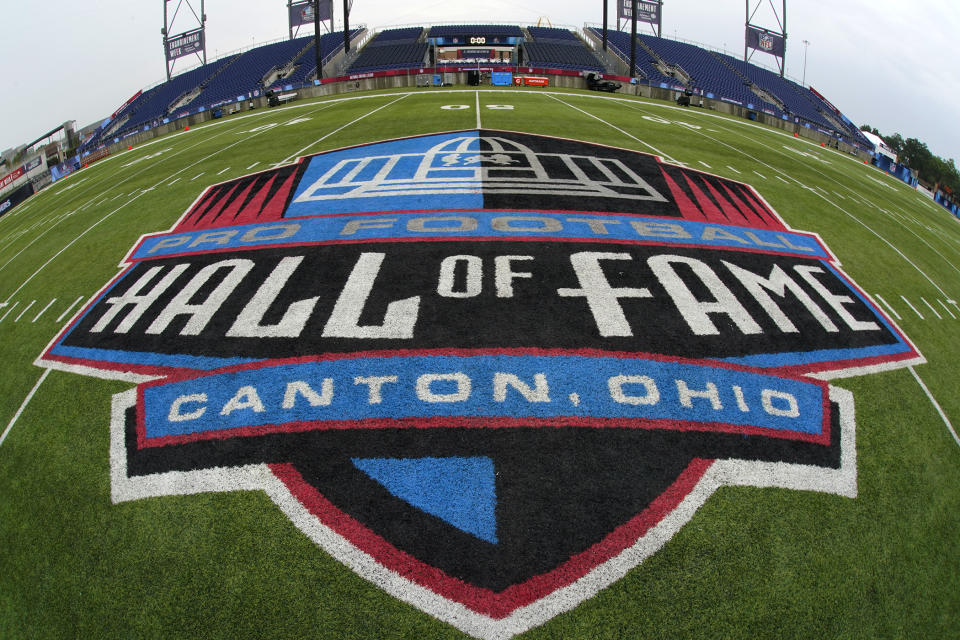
[{"xmin": 746, "ymin": 25, "xmax": 786, "ymax": 58}]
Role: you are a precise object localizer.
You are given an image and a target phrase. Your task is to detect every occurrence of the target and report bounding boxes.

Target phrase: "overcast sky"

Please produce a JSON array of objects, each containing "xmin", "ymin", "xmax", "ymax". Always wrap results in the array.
[{"xmin": 2, "ymin": 0, "xmax": 958, "ymax": 162}]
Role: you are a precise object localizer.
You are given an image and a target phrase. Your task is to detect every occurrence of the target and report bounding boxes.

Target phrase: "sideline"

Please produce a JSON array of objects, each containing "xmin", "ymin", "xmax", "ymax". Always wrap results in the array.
[
  {"xmin": 0, "ymin": 369, "xmax": 50, "ymax": 448},
  {"xmin": 909, "ymin": 366, "xmax": 960, "ymax": 449}
]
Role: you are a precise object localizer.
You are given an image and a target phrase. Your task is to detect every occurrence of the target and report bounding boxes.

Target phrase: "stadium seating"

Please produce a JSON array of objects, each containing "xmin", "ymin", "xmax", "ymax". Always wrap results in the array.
[
  {"xmin": 585, "ymin": 28, "xmax": 672, "ymax": 84},
  {"xmin": 522, "ymin": 41, "xmax": 604, "ymax": 72},
  {"xmin": 717, "ymin": 53, "xmax": 836, "ymax": 127},
  {"xmin": 81, "ymin": 30, "xmax": 364, "ymax": 150},
  {"xmin": 192, "ymin": 37, "xmax": 314, "ymax": 108},
  {"xmin": 78, "ymin": 22, "xmax": 866, "ymax": 154},
  {"xmin": 638, "ymin": 35, "xmax": 775, "ymax": 109},
  {"xmin": 527, "ymin": 26, "xmax": 579, "ymax": 42},
  {"xmin": 347, "ymin": 28, "xmax": 428, "ymax": 73}
]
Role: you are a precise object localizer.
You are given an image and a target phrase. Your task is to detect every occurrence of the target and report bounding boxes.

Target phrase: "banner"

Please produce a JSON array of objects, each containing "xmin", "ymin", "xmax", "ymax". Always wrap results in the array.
[
  {"xmin": 111, "ymin": 90, "xmax": 143, "ymax": 120},
  {"xmin": 289, "ymin": 0, "xmax": 332, "ymax": 28},
  {"xmin": 809, "ymin": 86, "xmax": 840, "ymax": 114},
  {"xmin": 0, "ymin": 182, "xmax": 34, "ymax": 218},
  {"xmin": 746, "ymin": 26, "xmax": 786, "ymax": 58},
  {"xmin": 0, "ymin": 167, "xmax": 24, "ymax": 192},
  {"xmin": 165, "ymin": 28, "xmax": 204, "ymax": 62},
  {"xmin": 618, "ymin": 0, "xmax": 660, "ymax": 24}
]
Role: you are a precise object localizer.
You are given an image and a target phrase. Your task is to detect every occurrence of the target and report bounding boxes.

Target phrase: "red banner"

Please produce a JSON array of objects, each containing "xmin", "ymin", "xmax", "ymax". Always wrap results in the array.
[
  {"xmin": 112, "ymin": 90, "xmax": 143, "ymax": 120},
  {"xmin": 0, "ymin": 167, "xmax": 24, "ymax": 191}
]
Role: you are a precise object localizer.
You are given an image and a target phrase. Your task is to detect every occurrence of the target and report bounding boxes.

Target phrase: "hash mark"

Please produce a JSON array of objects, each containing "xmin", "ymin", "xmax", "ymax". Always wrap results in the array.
[
  {"xmin": 56, "ymin": 296, "xmax": 85, "ymax": 323},
  {"xmin": 874, "ymin": 294, "xmax": 901, "ymax": 320},
  {"xmin": 33, "ymin": 298, "xmax": 57, "ymax": 323},
  {"xmin": 14, "ymin": 300, "xmax": 36, "ymax": 322},
  {"xmin": 938, "ymin": 299, "xmax": 957, "ymax": 319},
  {"xmin": 900, "ymin": 296, "xmax": 924, "ymax": 319},
  {"xmin": 921, "ymin": 297, "xmax": 942, "ymax": 319},
  {"xmin": 0, "ymin": 301, "xmax": 18, "ymax": 323}
]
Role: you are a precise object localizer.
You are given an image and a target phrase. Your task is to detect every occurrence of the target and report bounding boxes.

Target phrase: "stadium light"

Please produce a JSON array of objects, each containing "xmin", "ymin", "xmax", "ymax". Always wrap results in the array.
[{"xmin": 802, "ymin": 39, "xmax": 810, "ymax": 85}]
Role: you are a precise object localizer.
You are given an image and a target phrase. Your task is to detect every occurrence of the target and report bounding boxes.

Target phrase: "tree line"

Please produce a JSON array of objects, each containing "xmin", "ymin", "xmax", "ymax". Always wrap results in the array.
[{"xmin": 860, "ymin": 125, "xmax": 959, "ymax": 200}]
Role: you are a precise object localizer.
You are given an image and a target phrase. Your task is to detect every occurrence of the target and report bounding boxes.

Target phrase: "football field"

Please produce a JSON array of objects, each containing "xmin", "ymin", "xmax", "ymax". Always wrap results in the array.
[{"xmin": 1, "ymin": 87, "xmax": 958, "ymax": 638}]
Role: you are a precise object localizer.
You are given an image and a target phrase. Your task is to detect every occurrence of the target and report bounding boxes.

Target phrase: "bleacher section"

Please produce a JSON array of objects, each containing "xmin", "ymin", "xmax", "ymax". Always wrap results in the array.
[
  {"xmin": 192, "ymin": 37, "xmax": 313, "ymax": 108},
  {"xmin": 639, "ymin": 34, "xmax": 776, "ymax": 110},
  {"xmin": 718, "ymin": 53, "xmax": 835, "ymax": 128},
  {"xmin": 527, "ymin": 27, "xmax": 579, "ymax": 42},
  {"xmin": 81, "ymin": 23, "xmax": 868, "ymax": 156},
  {"xmin": 81, "ymin": 30, "xmax": 362, "ymax": 153},
  {"xmin": 522, "ymin": 41, "xmax": 603, "ymax": 72},
  {"xmin": 586, "ymin": 27, "xmax": 866, "ymax": 144},
  {"xmin": 586, "ymin": 28, "xmax": 672, "ymax": 84},
  {"xmin": 347, "ymin": 27, "xmax": 427, "ymax": 73}
]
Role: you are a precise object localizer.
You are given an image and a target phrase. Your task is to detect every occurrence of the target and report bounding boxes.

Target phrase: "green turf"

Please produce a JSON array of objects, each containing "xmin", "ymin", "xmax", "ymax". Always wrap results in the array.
[{"xmin": 1, "ymin": 88, "xmax": 957, "ymax": 638}]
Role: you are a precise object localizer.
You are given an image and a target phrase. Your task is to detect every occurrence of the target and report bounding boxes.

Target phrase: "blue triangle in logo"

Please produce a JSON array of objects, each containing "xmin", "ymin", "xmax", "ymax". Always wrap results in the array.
[{"xmin": 351, "ymin": 456, "xmax": 498, "ymax": 544}]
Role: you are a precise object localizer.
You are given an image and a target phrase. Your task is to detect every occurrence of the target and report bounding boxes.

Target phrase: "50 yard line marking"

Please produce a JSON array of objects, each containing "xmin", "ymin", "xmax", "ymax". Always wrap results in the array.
[{"xmin": 475, "ymin": 91, "xmax": 482, "ymax": 129}]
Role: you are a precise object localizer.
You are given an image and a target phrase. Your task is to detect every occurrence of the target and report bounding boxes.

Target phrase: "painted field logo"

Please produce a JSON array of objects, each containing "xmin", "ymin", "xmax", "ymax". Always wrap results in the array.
[{"xmin": 39, "ymin": 131, "xmax": 922, "ymax": 639}]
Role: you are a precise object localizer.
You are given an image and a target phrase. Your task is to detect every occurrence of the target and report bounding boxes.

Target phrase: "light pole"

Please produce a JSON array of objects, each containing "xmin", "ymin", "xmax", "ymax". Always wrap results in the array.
[{"xmin": 802, "ymin": 39, "xmax": 810, "ymax": 85}]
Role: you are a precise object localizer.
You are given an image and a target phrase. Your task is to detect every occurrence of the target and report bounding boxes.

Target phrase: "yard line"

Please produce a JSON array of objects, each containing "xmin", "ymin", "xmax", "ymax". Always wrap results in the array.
[
  {"xmin": 475, "ymin": 91, "xmax": 482, "ymax": 129},
  {"xmin": 698, "ymin": 161, "xmax": 711, "ymax": 169},
  {"xmin": 167, "ymin": 177, "xmax": 181, "ymax": 186},
  {"xmin": 874, "ymin": 294, "xmax": 901, "ymax": 320},
  {"xmin": 726, "ymin": 165, "xmax": 741, "ymax": 174},
  {"xmin": 14, "ymin": 300, "xmax": 36, "ymax": 322},
  {"xmin": 246, "ymin": 162, "xmax": 260, "ymax": 170},
  {"xmin": 56, "ymin": 296, "xmax": 85, "ymax": 323},
  {"xmin": 900, "ymin": 296, "xmax": 924, "ymax": 319},
  {"xmin": 831, "ymin": 190, "xmax": 846, "ymax": 199},
  {"xmin": 191, "ymin": 173, "xmax": 205, "ymax": 181},
  {"xmin": 547, "ymin": 95, "xmax": 676, "ymax": 162},
  {"xmin": 280, "ymin": 94, "xmax": 411, "ymax": 164},
  {"xmin": 216, "ymin": 167, "xmax": 231, "ymax": 175},
  {"xmin": 0, "ymin": 369, "xmax": 51, "ymax": 448},
  {"xmin": 0, "ymin": 301, "xmax": 17, "ymax": 323},
  {"xmin": 32, "ymin": 298, "xmax": 57, "ymax": 322},
  {"xmin": 920, "ymin": 297, "xmax": 942, "ymax": 319},
  {"xmin": 776, "ymin": 175, "xmax": 790, "ymax": 184},
  {"xmin": 938, "ymin": 299, "xmax": 956, "ymax": 319},
  {"xmin": 909, "ymin": 366, "xmax": 960, "ymax": 450}
]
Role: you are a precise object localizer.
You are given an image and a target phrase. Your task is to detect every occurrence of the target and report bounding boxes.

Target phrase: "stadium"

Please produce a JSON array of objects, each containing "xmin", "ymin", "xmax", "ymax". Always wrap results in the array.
[{"xmin": 1, "ymin": 1, "xmax": 958, "ymax": 638}]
